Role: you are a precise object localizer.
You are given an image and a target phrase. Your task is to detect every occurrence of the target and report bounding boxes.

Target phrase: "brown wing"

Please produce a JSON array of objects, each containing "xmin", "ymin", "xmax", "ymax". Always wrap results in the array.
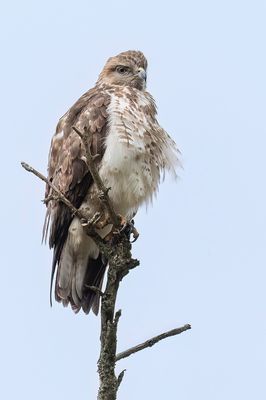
[{"xmin": 44, "ymin": 87, "xmax": 110, "ymax": 302}]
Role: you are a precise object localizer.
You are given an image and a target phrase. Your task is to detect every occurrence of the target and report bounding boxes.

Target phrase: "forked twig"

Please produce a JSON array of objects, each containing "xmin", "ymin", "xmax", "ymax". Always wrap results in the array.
[{"xmin": 21, "ymin": 162, "xmax": 81, "ymax": 218}]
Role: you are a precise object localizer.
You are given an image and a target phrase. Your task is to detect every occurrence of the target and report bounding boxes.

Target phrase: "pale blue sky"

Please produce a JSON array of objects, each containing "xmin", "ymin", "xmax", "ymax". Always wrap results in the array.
[{"xmin": 1, "ymin": 1, "xmax": 266, "ymax": 399}]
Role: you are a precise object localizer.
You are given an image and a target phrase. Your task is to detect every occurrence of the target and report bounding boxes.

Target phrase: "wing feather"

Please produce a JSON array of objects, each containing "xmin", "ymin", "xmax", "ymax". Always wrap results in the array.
[{"xmin": 44, "ymin": 88, "xmax": 110, "ymax": 304}]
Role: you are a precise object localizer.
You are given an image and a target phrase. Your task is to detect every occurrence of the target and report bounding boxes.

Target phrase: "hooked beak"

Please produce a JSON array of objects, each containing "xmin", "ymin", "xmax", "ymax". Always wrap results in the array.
[{"xmin": 137, "ymin": 68, "xmax": 147, "ymax": 82}]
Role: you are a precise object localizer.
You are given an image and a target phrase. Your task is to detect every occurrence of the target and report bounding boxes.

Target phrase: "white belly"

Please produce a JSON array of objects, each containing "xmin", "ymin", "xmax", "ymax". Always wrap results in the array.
[
  {"xmin": 99, "ymin": 134, "xmax": 159, "ymax": 218},
  {"xmin": 94, "ymin": 87, "xmax": 177, "ymax": 218}
]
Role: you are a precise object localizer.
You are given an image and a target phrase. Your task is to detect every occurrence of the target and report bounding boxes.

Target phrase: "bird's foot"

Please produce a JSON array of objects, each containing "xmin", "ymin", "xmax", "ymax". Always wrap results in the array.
[
  {"xmin": 130, "ymin": 223, "xmax": 139, "ymax": 242},
  {"xmin": 113, "ymin": 217, "xmax": 139, "ymax": 242}
]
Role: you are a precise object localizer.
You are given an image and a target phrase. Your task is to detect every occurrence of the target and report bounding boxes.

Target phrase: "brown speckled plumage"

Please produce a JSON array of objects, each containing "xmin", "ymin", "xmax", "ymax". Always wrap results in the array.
[{"xmin": 44, "ymin": 50, "xmax": 180, "ymax": 314}]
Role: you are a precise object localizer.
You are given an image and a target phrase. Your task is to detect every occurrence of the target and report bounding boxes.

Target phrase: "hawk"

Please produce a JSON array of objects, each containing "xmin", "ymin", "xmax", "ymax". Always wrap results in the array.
[{"xmin": 44, "ymin": 50, "xmax": 179, "ymax": 314}]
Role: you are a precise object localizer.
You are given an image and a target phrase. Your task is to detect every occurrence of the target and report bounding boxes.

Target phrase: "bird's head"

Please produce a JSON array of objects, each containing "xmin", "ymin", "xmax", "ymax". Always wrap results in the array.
[{"xmin": 97, "ymin": 50, "xmax": 148, "ymax": 91}]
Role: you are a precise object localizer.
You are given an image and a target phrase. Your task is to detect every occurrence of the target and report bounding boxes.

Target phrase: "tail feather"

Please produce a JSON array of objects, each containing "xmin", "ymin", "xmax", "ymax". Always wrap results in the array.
[
  {"xmin": 81, "ymin": 256, "xmax": 107, "ymax": 314},
  {"xmin": 53, "ymin": 241, "xmax": 107, "ymax": 315},
  {"xmin": 50, "ymin": 217, "xmax": 108, "ymax": 314}
]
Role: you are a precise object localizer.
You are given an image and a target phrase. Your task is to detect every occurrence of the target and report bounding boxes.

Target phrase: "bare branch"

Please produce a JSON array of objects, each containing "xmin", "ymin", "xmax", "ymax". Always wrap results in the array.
[
  {"xmin": 21, "ymin": 162, "xmax": 82, "ymax": 218},
  {"xmin": 85, "ymin": 285, "xmax": 104, "ymax": 297},
  {"xmin": 114, "ymin": 309, "xmax": 122, "ymax": 326},
  {"xmin": 72, "ymin": 126, "xmax": 120, "ymax": 227},
  {"xmin": 116, "ymin": 324, "xmax": 191, "ymax": 362},
  {"xmin": 21, "ymin": 162, "xmax": 103, "ymax": 240},
  {"xmin": 117, "ymin": 369, "xmax": 126, "ymax": 389},
  {"xmin": 97, "ymin": 239, "xmax": 139, "ymax": 400}
]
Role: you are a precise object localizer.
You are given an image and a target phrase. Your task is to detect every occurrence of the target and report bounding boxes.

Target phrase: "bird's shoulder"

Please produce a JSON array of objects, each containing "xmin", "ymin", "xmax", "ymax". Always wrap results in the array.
[{"xmin": 47, "ymin": 86, "xmax": 111, "ymax": 185}]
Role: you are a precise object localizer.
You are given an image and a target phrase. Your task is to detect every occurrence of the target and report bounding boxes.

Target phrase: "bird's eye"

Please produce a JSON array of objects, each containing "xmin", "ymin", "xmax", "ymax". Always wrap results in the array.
[{"xmin": 116, "ymin": 65, "xmax": 130, "ymax": 75}]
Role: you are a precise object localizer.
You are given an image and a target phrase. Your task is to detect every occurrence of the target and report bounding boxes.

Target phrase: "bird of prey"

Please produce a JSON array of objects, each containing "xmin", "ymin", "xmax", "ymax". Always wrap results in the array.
[{"xmin": 44, "ymin": 50, "xmax": 179, "ymax": 314}]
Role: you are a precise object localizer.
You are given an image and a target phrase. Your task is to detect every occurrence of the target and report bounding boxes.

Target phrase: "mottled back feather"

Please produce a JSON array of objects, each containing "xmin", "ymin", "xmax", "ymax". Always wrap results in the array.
[{"xmin": 44, "ymin": 88, "xmax": 110, "ymax": 306}]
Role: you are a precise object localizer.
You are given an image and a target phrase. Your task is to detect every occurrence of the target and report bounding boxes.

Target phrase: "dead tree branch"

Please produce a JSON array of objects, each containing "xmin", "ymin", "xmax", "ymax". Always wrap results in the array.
[
  {"xmin": 72, "ymin": 126, "xmax": 120, "ymax": 227},
  {"xmin": 97, "ymin": 239, "xmax": 139, "ymax": 400},
  {"xmin": 21, "ymin": 126, "xmax": 191, "ymax": 400},
  {"xmin": 116, "ymin": 324, "xmax": 191, "ymax": 362},
  {"xmin": 21, "ymin": 162, "xmax": 81, "ymax": 218}
]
